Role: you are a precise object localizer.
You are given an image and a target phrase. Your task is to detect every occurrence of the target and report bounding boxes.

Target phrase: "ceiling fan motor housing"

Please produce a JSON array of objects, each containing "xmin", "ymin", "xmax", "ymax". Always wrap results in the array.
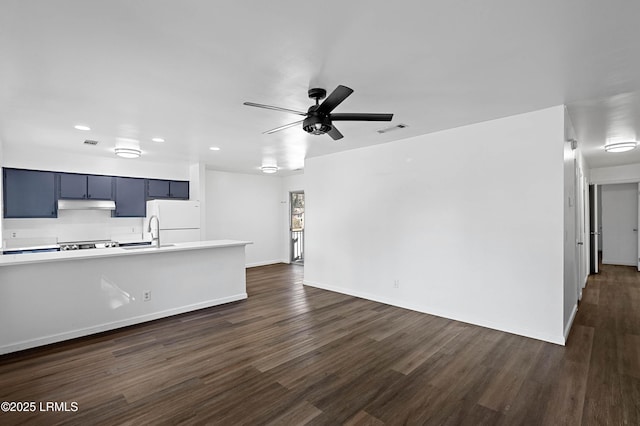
[{"xmin": 308, "ymin": 88, "xmax": 327, "ymax": 101}]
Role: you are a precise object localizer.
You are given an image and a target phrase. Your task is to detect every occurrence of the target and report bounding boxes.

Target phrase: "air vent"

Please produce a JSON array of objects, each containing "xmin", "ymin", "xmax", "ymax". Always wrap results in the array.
[
  {"xmin": 376, "ymin": 123, "xmax": 408, "ymax": 134},
  {"xmin": 83, "ymin": 139, "xmax": 99, "ymax": 145}
]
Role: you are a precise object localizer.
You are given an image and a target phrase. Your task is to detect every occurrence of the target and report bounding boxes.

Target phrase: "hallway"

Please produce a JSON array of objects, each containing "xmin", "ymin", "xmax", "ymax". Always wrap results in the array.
[{"xmin": 572, "ymin": 263, "xmax": 640, "ymax": 424}]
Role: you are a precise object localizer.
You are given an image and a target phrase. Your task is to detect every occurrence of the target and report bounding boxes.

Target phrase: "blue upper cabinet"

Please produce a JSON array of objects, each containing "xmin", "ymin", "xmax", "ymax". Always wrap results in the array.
[
  {"xmin": 3, "ymin": 168, "xmax": 57, "ymax": 218},
  {"xmin": 170, "ymin": 181, "xmax": 189, "ymax": 199},
  {"xmin": 87, "ymin": 175, "xmax": 113, "ymax": 199},
  {"xmin": 59, "ymin": 173, "xmax": 113, "ymax": 200},
  {"xmin": 113, "ymin": 177, "xmax": 146, "ymax": 217},
  {"xmin": 147, "ymin": 179, "xmax": 189, "ymax": 199},
  {"xmin": 147, "ymin": 179, "xmax": 170, "ymax": 198}
]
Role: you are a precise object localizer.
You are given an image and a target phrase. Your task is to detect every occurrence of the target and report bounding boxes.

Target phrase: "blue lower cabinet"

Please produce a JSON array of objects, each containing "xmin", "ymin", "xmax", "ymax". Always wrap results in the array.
[
  {"xmin": 113, "ymin": 177, "xmax": 146, "ymax": 217},
  {"xmin": 3, "ymin": 168, "xmax": 57, "ymax": 218}
]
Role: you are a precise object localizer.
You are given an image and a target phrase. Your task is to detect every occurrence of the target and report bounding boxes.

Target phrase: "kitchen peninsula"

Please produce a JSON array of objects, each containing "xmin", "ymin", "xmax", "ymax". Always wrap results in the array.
[{"xmin": 0, "ymin": 240, "xmax": 251, "ymax": 354}]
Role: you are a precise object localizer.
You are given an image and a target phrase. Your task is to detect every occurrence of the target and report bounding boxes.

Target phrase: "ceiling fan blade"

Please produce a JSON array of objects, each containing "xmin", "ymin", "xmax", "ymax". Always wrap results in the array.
[
  {"xmin": 316, "ymin": 85, "xmax": 354, "ymax": 114},
  {"xmin": 326, "ymin": 125, "xmax": 344, "ymax": 140},
  {"xmin": 243, "ymin": 102, "xmax": 307, "ymax": 116},
  {"xmin": 330, "ymin": 113, "xmax": 394, "ymax": 121},
  {"xmin": 263, "ymin": 119, "xmax": 304, "ymax": 134}
]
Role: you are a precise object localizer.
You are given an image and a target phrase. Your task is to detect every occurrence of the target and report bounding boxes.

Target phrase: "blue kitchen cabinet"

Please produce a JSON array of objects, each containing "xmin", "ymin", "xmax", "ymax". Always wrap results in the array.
[
  {"xmin": 113, "ymin": 177, "xmax": 146, "ymax": 217},
  {"xmin": 88, "ymin": 175, "xmax": 114, "ymax": 199},
  {"xmin": 147, "ymin": 179, "xmax": 189, "ymax": 199},
  {"xmin": 59, "ymin": 173, "xmax": 113, "ymax": 199},
  {"xmin": 170, "ymin": 181, "xmax": 189, "ymax": 199},
  {"xmin": 147, "ymin": 179, "xmax": 170, "ymax": 198},
  {"xmin": 3, "ymin": 168, "xmax": 57, "ymax": 218}
]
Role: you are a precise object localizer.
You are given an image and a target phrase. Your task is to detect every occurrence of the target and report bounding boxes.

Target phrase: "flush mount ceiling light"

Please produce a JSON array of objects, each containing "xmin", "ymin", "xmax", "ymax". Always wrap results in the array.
[
  {"xmin": 260, "ymin": 165, "xmax": 278, "ymax": 174},
  {"xmin": 604, "ymin": 141, "xmax": 637, "ymax": 153},
  {"xmin": 151, "ymin": 137, "xmax": 165, "ymax": 143},
  {"xmin": 74, "ymin": 125, "xmax": 91, "ymax": 131},
  {"xmin": 114, "ymin": 147, "xmax": 141, "ymax": 158},
  {"xmin": 209, "ymin": 146, "xmax": 221, "ymax": 151}
]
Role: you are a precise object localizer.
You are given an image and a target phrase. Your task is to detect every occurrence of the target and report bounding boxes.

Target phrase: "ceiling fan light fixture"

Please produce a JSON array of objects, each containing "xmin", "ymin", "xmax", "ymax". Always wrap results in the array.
[
  {"xmin": 604, "ymin": 141, "xmax": 637, "ymax": 153},
  {"xmin": 303, "ymin": 115, "xmax": 331, "ymax": 135},
  {"xmin": 115, "ymin": 147, "xmax": 141, "ymax": 158},
  {"xmin": 260, "ymin": 165, "xmax": 278, "ymax": 174}
]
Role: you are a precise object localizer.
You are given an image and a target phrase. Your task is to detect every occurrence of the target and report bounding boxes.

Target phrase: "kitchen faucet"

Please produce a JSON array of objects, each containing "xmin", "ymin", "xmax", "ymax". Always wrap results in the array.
[{"xmin": 147, "ymin": 215, "xmax": 160, "ymax": 248}]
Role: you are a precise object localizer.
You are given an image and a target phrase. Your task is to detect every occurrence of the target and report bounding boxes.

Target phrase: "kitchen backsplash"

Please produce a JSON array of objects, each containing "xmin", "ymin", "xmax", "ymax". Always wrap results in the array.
[{"xmin": 3, "ymin": 209, "xmax": 145, "ymax": 248}]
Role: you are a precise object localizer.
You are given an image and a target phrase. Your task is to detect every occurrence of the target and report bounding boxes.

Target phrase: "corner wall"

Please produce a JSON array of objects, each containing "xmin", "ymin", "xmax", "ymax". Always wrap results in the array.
[
  {"xmin": 205, "ymin": 170, "xmax": 284, "ymax": 267},
  {"xmin": 304, "ymin": 106, "xmax": 566, "ymax": 344}
]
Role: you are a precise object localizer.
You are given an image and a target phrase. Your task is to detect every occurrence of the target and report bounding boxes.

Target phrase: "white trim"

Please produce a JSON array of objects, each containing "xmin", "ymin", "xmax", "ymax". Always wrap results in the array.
[
  {"xmin": 564, "ymin": 303, "xmax": 578, "ymax": 341},
  {"xmin": 303, "ymin": 279, "xmax": 565, "ymax": 345},
  {"xmin": 590, "ymin": 178, "xmax": 640, "ymax": 185},
  {"xmin": 0, "ymin": 293, "xmax": 247, "ymax": 355}
]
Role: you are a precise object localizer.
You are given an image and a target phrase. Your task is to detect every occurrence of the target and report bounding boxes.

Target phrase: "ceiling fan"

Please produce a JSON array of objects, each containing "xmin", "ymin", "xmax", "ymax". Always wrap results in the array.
[{"xmin": 243, "ymin": 85, "xmax": 393, "ymax": 140}]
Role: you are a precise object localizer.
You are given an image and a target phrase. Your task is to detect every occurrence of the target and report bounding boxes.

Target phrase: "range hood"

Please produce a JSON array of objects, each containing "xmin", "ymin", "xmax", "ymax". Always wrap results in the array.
[{"xmin": 57, "ymin": 200, "xmax": 116, "ymax": 211}]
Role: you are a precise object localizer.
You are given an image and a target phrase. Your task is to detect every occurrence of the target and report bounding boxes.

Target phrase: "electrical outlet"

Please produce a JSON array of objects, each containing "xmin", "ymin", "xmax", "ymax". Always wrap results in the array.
[
  {"xmin": 11, "ymin": 232, "xmax": 17, "ymax": 238},
  {"xmin": 393, "ymin": 280, "xmax": 400, "ymax": 288},
  {"xmin": 143, "ymin": 290, "xmax": 151, "ymax": 301}
]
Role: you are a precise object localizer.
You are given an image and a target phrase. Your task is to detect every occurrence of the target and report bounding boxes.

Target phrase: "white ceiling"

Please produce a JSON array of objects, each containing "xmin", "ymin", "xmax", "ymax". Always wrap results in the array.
[{"xmin": 1, "ymin": 0, "xmax": 640, "ymax": 174}]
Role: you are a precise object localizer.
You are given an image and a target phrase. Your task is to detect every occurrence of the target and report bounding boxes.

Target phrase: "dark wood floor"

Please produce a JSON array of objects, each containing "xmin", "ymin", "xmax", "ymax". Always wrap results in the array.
[{"xmin": 0, "ymin": 263, "xmax": 638, "ymax": 425}]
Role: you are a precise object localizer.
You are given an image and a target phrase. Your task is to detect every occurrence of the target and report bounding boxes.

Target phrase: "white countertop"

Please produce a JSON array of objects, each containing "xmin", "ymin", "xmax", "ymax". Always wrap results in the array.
[{"xmin": 0, "ymin": 239, "xmax": 252, "ymax": 267}]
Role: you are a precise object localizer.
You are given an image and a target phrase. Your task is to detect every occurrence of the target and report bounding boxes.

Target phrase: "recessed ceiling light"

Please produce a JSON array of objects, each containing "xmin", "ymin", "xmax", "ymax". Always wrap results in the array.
[
  {"xmin": 151, "ymin": 137, "xmax": 165, "ymax": 143},
  {"xmin": 114, "ymin": 147, "xmax": 141, "ymax": 158},
  {"xmin": 74, "ymin": 125, "xmax": 91, "ymax": 131},
  {"xmin": 260, "ymin": 165, "xmax": 278, "ymax": 174},
  {"xmin": 604, "ymin": 141, "xmax": 637, "ymax": 153},
  {"xmin": 209, "ymin": 146, "xmax": 221, "ymax": 151}
]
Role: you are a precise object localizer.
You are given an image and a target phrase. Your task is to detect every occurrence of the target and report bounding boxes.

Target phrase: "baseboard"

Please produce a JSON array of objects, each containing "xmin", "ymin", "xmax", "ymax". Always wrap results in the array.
[
  {"xmin": 303, "ymin": 279, "xmax": 565, "ymax": 345},
  {"xmin": 0, "ymin": 293, "xmax": 248, "ymax": 355},
  {"xmin": 602, "ymin": 259, "xmax": 636, "ymax": 267},
  {"xmin": 564, "ymin": 303, "xmax": 578, "ymax": 341},
  {"xmin": 246, "ymin": 259, "xmax": 287, "ymax": 268}
]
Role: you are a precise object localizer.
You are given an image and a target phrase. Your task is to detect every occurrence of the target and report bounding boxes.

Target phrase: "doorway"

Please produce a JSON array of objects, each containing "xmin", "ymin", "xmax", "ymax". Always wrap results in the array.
[
  {"xmin": 290, "ymin": 191, "xmax": 304, "ymax": 264},
  {"xmin": 588, "ymin": 184, "xmax": 600, "ymax": 274},
  {"xmin": 601, "ymin": 183, "xmax": 638, "ymax": 267}
]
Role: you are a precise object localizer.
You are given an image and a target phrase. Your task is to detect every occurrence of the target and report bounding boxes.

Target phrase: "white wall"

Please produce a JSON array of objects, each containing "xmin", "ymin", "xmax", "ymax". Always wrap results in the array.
[
  {"xmin": 205, "ymin": 170, "xmax": 284, "ymax": 267},
  {"xmin": 282, "ymin": 173, "xmax": 305, "ymax": 263},
  {"xmin": 601, "ymin": 183, "xmax": 638, "ymax": 266},
  {"xmin": 590, "ymin": 163, "xmax": 640, "ymax": 184},
  {"xmin": 3, "ymin": 145, "xmax": 189, "ymax": 180},
  {"xmin": 562, "ymin": 137, "xmax": 578, "ymax": 339},
  {"xmin": 304, "ymin": 106, "xmax": 566, "ymax": 344},
  {"xmin": 189, "ymin": 162, "xmax": 207, "ymax": 240}
]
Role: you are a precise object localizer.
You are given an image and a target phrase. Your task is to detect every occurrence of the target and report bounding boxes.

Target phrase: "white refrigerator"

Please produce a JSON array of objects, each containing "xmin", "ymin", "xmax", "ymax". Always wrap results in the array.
[{"xmin": 146, "ymin": 200, "xmax": 201, "ymax": 244}]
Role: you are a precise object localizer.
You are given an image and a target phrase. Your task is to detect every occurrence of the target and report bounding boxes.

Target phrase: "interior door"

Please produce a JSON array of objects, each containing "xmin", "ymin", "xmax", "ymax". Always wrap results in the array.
[
  {"xmin": 589, "ymin": 184, "xmax": 599, "ymax": 274},
  {"xmin": 601, "ymin": 183, "xmax": 638, "ymax": 266}
]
